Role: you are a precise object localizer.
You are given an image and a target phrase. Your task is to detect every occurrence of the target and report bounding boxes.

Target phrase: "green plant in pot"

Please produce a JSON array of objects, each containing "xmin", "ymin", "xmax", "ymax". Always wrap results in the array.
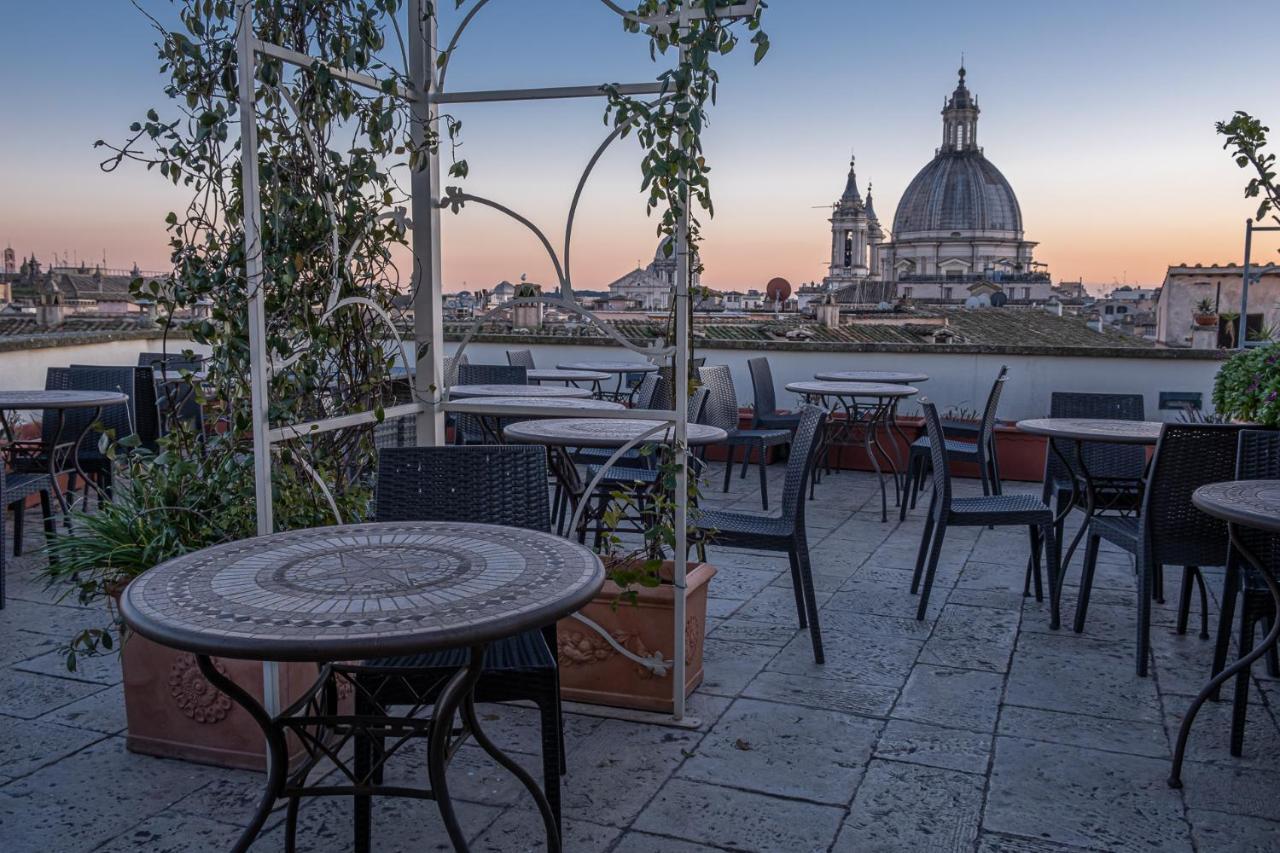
[
  {"xmin": 1194, "ymin": 297, "xmax": 1219, "ymax": 328},
  {"xmin": 1212, "ymin": 342, "xmax": 1280, "ymax": 426}
]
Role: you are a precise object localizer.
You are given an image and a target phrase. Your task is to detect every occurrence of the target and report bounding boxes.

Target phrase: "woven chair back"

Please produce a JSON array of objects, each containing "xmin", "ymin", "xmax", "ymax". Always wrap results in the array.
[
  {"xmin": 375, "ymin": 445, "xmax": 550, "ymax": 532},
  {"xmin": 781, "ymin": 404, "xmax": 828, "ymax": 522},
  {"xmin": 506, "ymin": 350, "xmax": 535, "ymax": 370},
  {"xmin": 697, "ymin": 365, "xmax": 740, "ymax": 433},
  {"xmin": 1143, "ymin": 424, "xmax": 1244, "ymax": 566}
]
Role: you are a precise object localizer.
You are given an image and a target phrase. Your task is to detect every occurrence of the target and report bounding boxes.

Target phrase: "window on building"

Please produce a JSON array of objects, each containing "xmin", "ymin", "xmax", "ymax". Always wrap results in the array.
[
  {"xmin": 1022, "ymin": 287, "xmax": 1031, "ymax": 300},
  {"xmin": 1219, "ymin": 313, "xmax": 1265, "ymax": 348},
  {"xmin": 902, "ymin": 286, "xmax": 912, "ymax": 299},
  {"xmin": 942, "ymin": 287, "xmax": 953, "ymax": 300}
]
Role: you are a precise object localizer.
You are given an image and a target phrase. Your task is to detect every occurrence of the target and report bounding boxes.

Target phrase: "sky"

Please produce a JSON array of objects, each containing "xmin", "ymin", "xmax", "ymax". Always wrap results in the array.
[{"xmin": 2, "ymin": 1, "xmax": 1278, "ymax": 295}]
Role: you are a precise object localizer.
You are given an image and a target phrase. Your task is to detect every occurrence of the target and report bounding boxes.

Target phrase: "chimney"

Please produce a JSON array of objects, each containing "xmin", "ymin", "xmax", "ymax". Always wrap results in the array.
[{"xmin": 815, "ymin": 294, "xmax": 841, "ymax": 329}]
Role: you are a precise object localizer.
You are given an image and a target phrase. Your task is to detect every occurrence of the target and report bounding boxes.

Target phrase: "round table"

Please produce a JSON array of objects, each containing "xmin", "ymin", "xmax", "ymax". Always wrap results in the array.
[
  {"xmin": 1016, "ymin": 418, "xmax": 1163, "ymax": 575},
  {"xmin": 526, "ymin": 368, "xmax": 610, "ymax": 396},
  {"xmin": 449, "ymin": 383, "xmax": 591, "ymax": 400},
  {"xmin": 452, "ymin": 397, "xmax": 624, "ymax": 443},
  {"xmin": 785, "ymin": 381, "xmax": 919, "ymax": 522},
  {"xmin": 1170, "ymin": 480, "xmax": 1280, "ymax": 787},
  {"xmin": 505, "ymin": 419, "xmax": 727, "ymax": 538},
  {"xmin": 555, "ymin": 361, "xmax": 658, "ymax": 403},
  {"xmin": 814, "ymin": 370, "xmax": 929, "ymax": 384},
  {"xmin": 120, "ymin": 520, "xmax": 604, "ymax": 852},
  {"xmin": 0, "ymin": 389, "xmax": 129, "ymax": 517}
]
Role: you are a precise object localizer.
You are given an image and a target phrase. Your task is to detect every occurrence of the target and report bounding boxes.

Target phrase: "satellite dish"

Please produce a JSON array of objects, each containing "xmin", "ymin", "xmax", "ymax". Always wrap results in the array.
[
  {"xmin": 990, "ymin": 292, "xmax": 1009, "ymax": 307},
  {"xmin": 964, "ymin": 296, "xmax": 982, "ymax": 309},
  {"xmin": 877, "ymin": 301, "xmax": 892, "ymax": 311},
  {"xmin": 765, "ymin": 277, "xmax": 792, "ymax": 303}
]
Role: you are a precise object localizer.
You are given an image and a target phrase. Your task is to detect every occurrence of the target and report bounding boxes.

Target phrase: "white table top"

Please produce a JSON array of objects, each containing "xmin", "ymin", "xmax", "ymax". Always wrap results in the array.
[
  {"xmin": 556, "ymin": 361, "xmax": 659, "ymax": 375},
  {"xmin": 786, "ymin": 380, "xmax": 918, "ymax": 399},
  {"xmin": 449, "ymin": 384, "xmax": 592, "ymax": 399},
  {"xmin": 504, "ymin": 418, "xmax": 727, "ymax": 448}
]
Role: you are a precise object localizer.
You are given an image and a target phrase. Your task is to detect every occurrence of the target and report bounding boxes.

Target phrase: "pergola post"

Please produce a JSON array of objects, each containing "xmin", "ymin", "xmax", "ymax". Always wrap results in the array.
[{"xmin": 409, "ymin": 0, "xmax": 446, "ymax": 445}]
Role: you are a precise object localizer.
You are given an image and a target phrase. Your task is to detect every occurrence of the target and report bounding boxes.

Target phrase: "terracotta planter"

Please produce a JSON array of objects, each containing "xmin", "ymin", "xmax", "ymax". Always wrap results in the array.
[
  {"xmin": 1194, "ymin": 313, "xmax": 1219, "ymax": 328},
  {"xmin": 824, "ymin": 417, "xmax": 1048, "ymax": 483},
  {"xmin": 121, "ymin": 630, "xmax": 347, "ymax": 771},
  {"xmin": 556, "ymin": 561, "xmax": 715, "ymax": 713}
]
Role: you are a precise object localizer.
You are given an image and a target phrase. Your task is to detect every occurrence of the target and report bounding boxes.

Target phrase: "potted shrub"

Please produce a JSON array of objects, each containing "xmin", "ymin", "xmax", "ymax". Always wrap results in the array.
[
  {"xmin": 1212, "ymin": 342, "xmax": 1280, "ymax": 426},
  {"xmin": 556, "ymin": 447, "xmax": 716, "ymax": 713},
  {"xmin": 1194, "ymin": 297, "xmax": 1220, "ymax": 328},
  {"xmin": 42, "ymin": 427, "xmax": 361, "ymax": 770}
]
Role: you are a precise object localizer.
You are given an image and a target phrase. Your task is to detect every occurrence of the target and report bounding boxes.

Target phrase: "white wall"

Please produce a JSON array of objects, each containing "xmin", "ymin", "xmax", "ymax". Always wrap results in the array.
[
  {"xmin": 0, "ymin": 338, "xmax": 213, "ymax": 390},
  {"xmin": 449, "ymin": 341, "xmax": 1224, "ymax": 422}
]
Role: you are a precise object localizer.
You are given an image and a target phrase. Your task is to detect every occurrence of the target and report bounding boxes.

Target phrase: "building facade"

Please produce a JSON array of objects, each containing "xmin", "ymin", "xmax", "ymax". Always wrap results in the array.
[
  {"xmin": 605, "ymin": 239, "xmax": 698, "ymax": 311},
  {"xmin": 1155, "ymin": 263, "xmax": 1280, "ymax": 348},
  {"xmin": 822, "ymin": 158, "xmax": 883, "ymax": 291}
]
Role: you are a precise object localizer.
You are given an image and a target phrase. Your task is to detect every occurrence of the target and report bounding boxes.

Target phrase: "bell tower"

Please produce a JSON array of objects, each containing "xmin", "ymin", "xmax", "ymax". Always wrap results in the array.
[{"xmin": 823, "ymin": 156, "xmax": 871, "ymax": 290}]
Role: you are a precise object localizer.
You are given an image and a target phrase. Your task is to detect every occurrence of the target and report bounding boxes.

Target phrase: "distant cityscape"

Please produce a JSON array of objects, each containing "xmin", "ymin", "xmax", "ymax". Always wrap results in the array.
[{"xmin": 3, "ymin": 68, "xmax": 1277, "ymax": 353}]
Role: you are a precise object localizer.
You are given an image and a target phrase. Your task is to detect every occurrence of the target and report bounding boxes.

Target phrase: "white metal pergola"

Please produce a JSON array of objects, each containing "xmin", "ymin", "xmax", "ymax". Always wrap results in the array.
[{"xmin": 235, "ymin": 0, "xmax": 759, "ymax": 721}]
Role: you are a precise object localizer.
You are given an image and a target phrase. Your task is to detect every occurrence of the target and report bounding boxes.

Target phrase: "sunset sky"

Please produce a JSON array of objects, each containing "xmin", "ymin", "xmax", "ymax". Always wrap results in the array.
[{"xmin": 2, "ymin": 1, "xmax": 1278, "ymax": 295}]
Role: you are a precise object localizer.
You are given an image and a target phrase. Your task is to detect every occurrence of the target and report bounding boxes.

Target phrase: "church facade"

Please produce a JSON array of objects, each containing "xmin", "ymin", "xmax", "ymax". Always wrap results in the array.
[
  {"xmin": 824, "ymin": 68, "xmax": 1053, "ymax": 305},
  {"xmin": 606, "ymin": 239, "xmax": 698, "ymax": 311}
]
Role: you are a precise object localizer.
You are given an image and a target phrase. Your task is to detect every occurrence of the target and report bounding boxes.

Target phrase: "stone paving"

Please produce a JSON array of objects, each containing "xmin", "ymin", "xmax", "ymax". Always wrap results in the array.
[{"xmin": 2, "ymin": 466, "xmax": 1280, "ymax": 851}]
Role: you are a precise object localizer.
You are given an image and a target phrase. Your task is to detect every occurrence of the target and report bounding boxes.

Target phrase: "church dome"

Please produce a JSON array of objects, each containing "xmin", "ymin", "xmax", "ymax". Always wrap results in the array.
[{"xmin": 891, "ymin": 150, "xmax": 1023, "ymax": 237}]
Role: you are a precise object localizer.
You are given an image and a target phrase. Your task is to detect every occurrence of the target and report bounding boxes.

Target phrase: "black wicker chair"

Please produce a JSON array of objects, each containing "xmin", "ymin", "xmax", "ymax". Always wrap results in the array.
[
  {"xmin": 1079, "ymin": 423, "xmax": 1244, "ymax": 676},
  {"xmin": 912, "ymin": 399, "xmax": 1059, "ymax": 623},
  {"xmin": 453, "ymin": 364, "xmax": 527, "ymax": 444},
  {"xmin": 1, "ymin": 466, "xmax": 55, "ymax": 607},
  {"xmin": 698, "ymin": 365, "xmax": 792, "ymax": 510},
  {"xmin": 506, "ymin": 349, "xmax": 536, "ymax": 370},
  {"xmin": 694, "ymin": 404, "xmax": 828, "ymax": 662},
  {"xmin": 138, "ymin": 350, "xmax": 205, "ymax": 372},
  {"xmin": 1209, "ymin": 430, "xmax": 1280, "ymax": 755},
  {"xmin": 748, "ymin": 357, "xmax": 802, "ymax": 432},
  {"xmin": 901, "ymin": 366, "xmax": 1007, "ymax": 520},
  {"xmin": 340, "ymin": 445, "xmax": 566, "ymax": 849}
]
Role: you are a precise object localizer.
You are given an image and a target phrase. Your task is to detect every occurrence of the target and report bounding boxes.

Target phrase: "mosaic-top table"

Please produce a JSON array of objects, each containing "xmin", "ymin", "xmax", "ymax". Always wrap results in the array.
[
  {"xmin": 1171, "ymin": 480, "xmax": 1280, "ymax": 787},
  {"xmin": 448, "ymin": 383, "xmax": 591, "ymax": 400},
  {"xmin": 526, "ymin": 368, "xmax": 610, "ymax": 385},
  {"xmin": 813, "ymin": 370, "xmax": 929, "ymax": 384},
  {"xmin": 120, "ymin": 520, "xmax": 603, "ymax": 852},
  {"xmin": 0, "ymin": 389, "xmax": 129, "ymax": 516},
  {"xmin": 555, "ymin": 361, "xmax": 659, "ymax": 402},
  {"xmin": 784, "ymin": 381, "xmax": 919, "ymax": 522},
  {"xmin": 503, "ymin": 417, "xmax": 726, "ymax": 449}
]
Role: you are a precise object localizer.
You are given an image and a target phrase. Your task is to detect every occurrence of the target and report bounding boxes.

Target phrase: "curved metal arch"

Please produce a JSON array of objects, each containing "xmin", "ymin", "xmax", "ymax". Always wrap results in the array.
[
  {"xmin": 439, "ymin": 191, "xmax": 567, "ymax": 288},
  {"xmin": 435, "ymin": 0, "xmax": 493, "ymax": 93}
]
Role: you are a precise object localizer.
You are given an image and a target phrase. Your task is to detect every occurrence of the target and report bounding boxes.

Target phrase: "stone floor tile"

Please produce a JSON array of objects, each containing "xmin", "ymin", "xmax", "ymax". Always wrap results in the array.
[
  {"xmin": 699, "ymin": 638, "xmax": 779, "ymax": 697},
  {"xmin": 1187, "ymin": 807, "xmax": 1280, "ymax": 852},
  {"xmin": 559, "ymin": 718, "xmax": 705, "ymax": 827},
  {"xmin": 985, "ymin": 736, "xmax": 1193, "ymax": 852},
  {"xmin": 471, "ymin": 811, "xmax": 621, "ymax": 853},
  {"xmin": 632, "ymin": 777, "xmax": 844, "ymax": 853},
  {"xmin": 828, "ymin": 573, "xmax": 947, "ymax": 622},
  {"xmin": 948, "ymin": 586, "xmax": 1029, "ymax": 611},
  {"xmin": 39, "ymin": 683, "xmax": 127, "ymax": 734},
  {"xmin": 1162, "ymin": 687, "xmax": 1280, "ymax": 770},
  {"xmin": 977, "ymin": 831, "xmax": 1108, "ymax": 852},
  {"xmin": 0, "ymin": 716, "xmax": 106, "ymax": 782},
  {"xmin": 255, "ymin": 792, "xmax": 501, "ymax": 852},
  {"xmin": 893, "ymin": 664, "xmax": 1004, "ymax": 733},
  {"xmin": 742, "ymin": 669, "xmax": 898, "ymax": 717},
  {"xmin": 705, "ymin": 597, "xmax": 743, "ymax": 619},
  {"xmin": 832, "ymin": 759, "xmax": 984, "ymax": 852},
  {"xmin": 997, "ymin": 704, "xmax": 1168, "ymax": 758},
  {"xmin": 678, "ymin": 697, "xmax": 879, "ymax": 805},
  {"xmin": 731, "ymin": 585, "xmax": 832, "ymax": 626},
  {"xmin": 1179, "ymin": 761, "xmax": 1280, "ymax": 822},
  {"xmin": 918, "ymin": 604, "xmax": 1020, "ymax": 673},
  {"xmin": 459, "ymin": 702, "xmax": 601, "ymax": 757},
  {"xmin": 0, "ymin": 667, "xmax": 107, "ymax": 719},
  {"xmin": 813, "ymin": 607, "xmax": 934, "ymax": 641},
  {"xmin": 702, "ymin": 566, "xmax": 780, "ymax": 602},
  {"xmin": 874, "ymin": 719, "xmax": 993, "ymax": 775},
  {"xmin": 93, "ymin": 812, "xmax": 247, "ymax": 853},
  {"xmin": 1005, "ymin": 631, "xmax": 1161, "ymax": 723},
  {"xmin": 13, "ymin": 647, "xmax": 122, "ymax": 686},
  {"xmin": 767, "ymin": 628, "xmax": 923, "ymax": 691},
  {"xmin": 708, "ymin": 617, "xmax": 797, "ymax": 647},
  {"xmin": 611, "ymin": 831, "xmax": 733, "ymax": 852}
]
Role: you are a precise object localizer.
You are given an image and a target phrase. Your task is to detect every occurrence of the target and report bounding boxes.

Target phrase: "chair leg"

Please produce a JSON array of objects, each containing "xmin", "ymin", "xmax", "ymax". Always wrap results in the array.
[
  {"xmin": 1230, "ymin": 606, "xmax": 1257, "ymax": 757},
  {"xmin": 1074, "ymin": 534, "xmax": 1102, "ymax": 634},
  {"xmin": 915, "ymin": 518, "xmax": 948, "ymax": 621},
  {"xmin": 978, "ymin": 460, "xmax": 991, "ymax": 496},
  {"xmin": 1136, "ymin": 547, "xmax": 1154, "ymax": 677},
  {"xmin": 899, "ymin": 455, "xmax": 918, "ymax": 521},
  {"xmin": 739, "ymin": 443, "xmax": 751, "ymax": 479},
  {"xmin": 911, "ymin": 510, "xmax": 937, "ymax": 595},
  {"xmin": 1153, "ymin": 563, "xmax": 1166, "ymax": 605},
  {"xmin": 12, "ymin": 503, "xmax": 24, "ymax": 558},
  {"xmin": 537, "ymin": 695, "xmax": 564, "ymax": 831},
  {"xmin": 786, "ymin": 548, "xmax": 808, "ymax": 629},
  {"xmin": 1027, "ymin": 526, "xmax": 1044, "ymax": 603},
  {"xmin": 1211, "ymin": 556, "xmax": 1241, "ymax": 701},
  {"xmin": 39, "ymin": 491, "xmax": 54, "ymax": 540},
  {"xmin": 722, "ymin": 445, "xmax": 735, "ymax": 493},
  {"xmin": 1043, "ymin": 522, "xmax": 1062, "ymax": 629},
  {"xmin": 1267, "ymin": 617, "xmax": 1280, "ymax": 678},
  {"xmin": 794, "ymin": 539, "xmax": 824, "ymax": 664}
]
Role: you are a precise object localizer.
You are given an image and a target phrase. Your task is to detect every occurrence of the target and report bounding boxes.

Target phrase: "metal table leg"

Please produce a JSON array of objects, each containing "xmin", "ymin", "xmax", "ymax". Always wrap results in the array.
[{"xmin": 1168, "ymin": 528, "xmax": 1280, "ymax": 788}]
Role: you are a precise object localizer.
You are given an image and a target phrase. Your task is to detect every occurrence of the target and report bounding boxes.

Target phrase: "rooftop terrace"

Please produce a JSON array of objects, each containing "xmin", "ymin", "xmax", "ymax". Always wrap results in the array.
[{"xmin": 4, "ymin": 464, "xmax": 1278, "ymax": 852}]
